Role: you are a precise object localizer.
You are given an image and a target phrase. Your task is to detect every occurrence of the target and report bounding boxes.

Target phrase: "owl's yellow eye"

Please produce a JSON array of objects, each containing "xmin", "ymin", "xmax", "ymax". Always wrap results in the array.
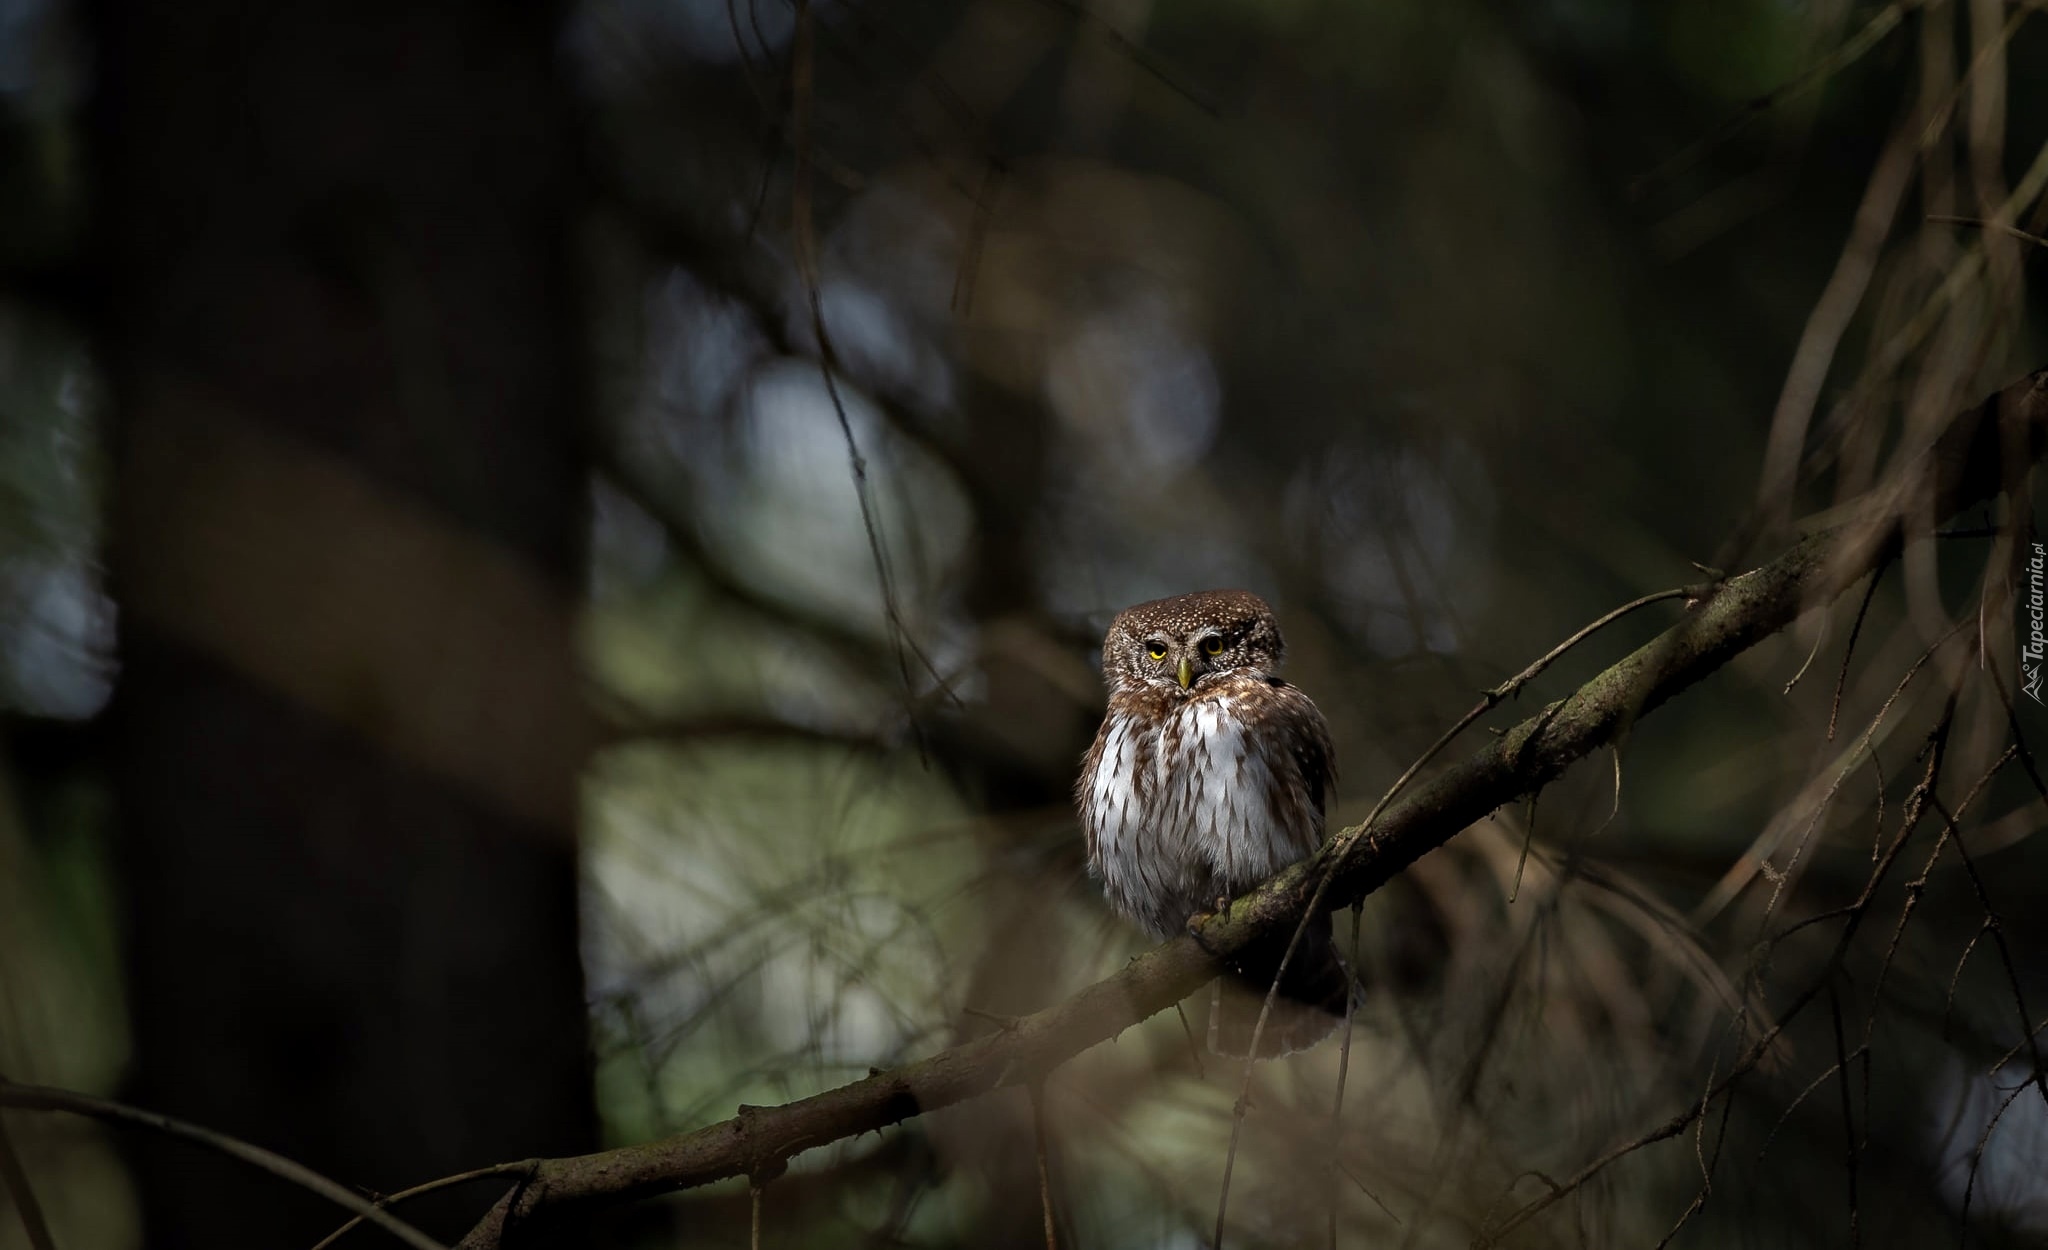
[
  {"xmin": 1146, "ymin": 643, "xmax": 1168, "ymax": 661},
  {"xmin": 1202, "ymin": 636, "xmax": 1224, "ymax": 656}
]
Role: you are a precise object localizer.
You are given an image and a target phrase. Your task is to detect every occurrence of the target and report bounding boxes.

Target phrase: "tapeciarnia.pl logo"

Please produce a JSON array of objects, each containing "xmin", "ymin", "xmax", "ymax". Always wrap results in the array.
[{"xmin": 2026, "ymin": 541, "xmax": 2046, "ymax": 704}]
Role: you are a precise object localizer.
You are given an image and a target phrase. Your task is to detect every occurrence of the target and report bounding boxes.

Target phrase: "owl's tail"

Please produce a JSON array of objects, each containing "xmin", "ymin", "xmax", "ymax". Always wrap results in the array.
[{"xmin": 1207, "ymin": 910, "xmax": 1356, "ymax": 1059}]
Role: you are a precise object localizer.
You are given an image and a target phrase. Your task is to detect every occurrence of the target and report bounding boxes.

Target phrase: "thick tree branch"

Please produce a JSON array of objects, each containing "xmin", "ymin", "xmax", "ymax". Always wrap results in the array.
[{"xmin": 461, "ymin": 370, "xmax": 2048, "ymax": 1248}]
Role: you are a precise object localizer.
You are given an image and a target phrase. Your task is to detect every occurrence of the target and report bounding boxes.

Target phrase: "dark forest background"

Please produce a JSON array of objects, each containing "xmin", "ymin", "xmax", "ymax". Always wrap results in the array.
[{"xmin": 2, "ymin": 0, "xmax": 2048, "ymax": 1246}]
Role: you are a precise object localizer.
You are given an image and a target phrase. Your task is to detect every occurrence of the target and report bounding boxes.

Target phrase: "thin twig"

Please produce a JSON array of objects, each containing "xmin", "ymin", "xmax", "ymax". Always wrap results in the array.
[
  {"xmin": 1959, "ymin": 1080, "xmax": 2031, "ymax": 1236},
  {"xmin": 0, "ymin": 1081, "xmax": 446, "ymax": 1250},
  {"xmin": 790, "ymin": 0, "xmax": 948, "ymax": 756},
  {"xmin": 1508, "ymin": 791, "xmax": 1540, "ymax": 903},
  {"xmin": 1754, "ymin": 1044, "xmax": 1868, "ymax": 1164},
  {"xmin": 1828, "ymin": 982, "xmax": 1862, "ymax": 1248},
  {"xmin": 1927, "ymin": 213, "xmax": 2048, "ymax": 249},
  {"xmin": 1327, "ymin": 905, "xmax": 1362, "ymax": 1250},
  {"xmin": 0, "ymin": 1102, "xmax": 55, "ymax": 1250},
  {"xmin": 1335, "ymin": 1157, "xmax": 1402, "ymax": 1225},
  {"xmin": 1829, "ymin": 560, "xmax": 1888, "ymax": 741},
  {"xmin": 1935, "ymin": 796, "xmax": 2048, "ymax": 1111},
  {"xmin": 1632, "ymin": 0, "xmax": 1918, "ymax": 197},
  {"xmin": 1029, "ymin": 1084, "xmax": 1057, "ymax": 1250},
  {"xmin": 1500, "ymin": 587, "xmax": 1708, "ymax": 697},
  {"xmin": 1359, "ymin": 584, "xmax": 1702, "ymax": 855},
  {"xmin": 1754, "ymin": 100, "xmax": 1921, "ymax": 535},
  {"xmin": 1785, "ymin": 606, "xmax": 1830, "ymax": 693},
  {"xmin": 1944, "ymin": 922, "xmax": 1991, "ymax": 1041},
  {"xmin": 1024, "ymin": 0, "xmax": 1222, "ymax": 116},
  {"xmin": 1865, "ymin": 742, "xmax": 2013, "ymax": 1037},
  {"xmin": 1988, "ymin": 1012, "xmax": 2048, "ymax": 1078},
  {"xmin": 950, "ymin": 159, "xmax": 1003, "ymax": 317},
  {"xmin": 308, "ymin": 1161, "xmax": 536, "ymax": 1250},
  {"xmin": 1172, "ymin": 1003, "xmax": 1205, "ymax": 1079},
  {"xmin": 1976, "ymin": 656, "xmax": 2048, "ymax": 814},
  {"xmin": 1212, "ymin": 1085, "xmax": 1249, "ymax": 1250}
]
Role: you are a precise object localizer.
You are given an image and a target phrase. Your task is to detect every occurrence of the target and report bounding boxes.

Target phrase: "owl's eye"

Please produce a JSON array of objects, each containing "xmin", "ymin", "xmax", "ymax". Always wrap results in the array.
[
  {"xmin": 1146, "ymin": 642, "xmax": 1169, "ymax": 661},
  {"xmin": 1201, "ymin": 636, "xmax": 1224, "ymax": 656}
]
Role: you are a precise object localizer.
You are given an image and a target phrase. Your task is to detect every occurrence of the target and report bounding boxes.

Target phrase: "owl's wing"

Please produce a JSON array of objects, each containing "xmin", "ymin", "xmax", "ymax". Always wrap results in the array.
[
  {"xmin": 1075, "ymin": 712, "xmax": 1116, "ymax": 873},
  {"xmin": 1260, "ymin": 677, "xmax": 1337, "ymax": 839}
]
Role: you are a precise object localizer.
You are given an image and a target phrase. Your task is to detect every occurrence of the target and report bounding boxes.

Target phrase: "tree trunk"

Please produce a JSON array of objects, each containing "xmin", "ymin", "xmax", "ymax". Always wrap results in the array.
[{"xmin": 92, "ymin": 2, "xmax": 598, "ymax": 1245}]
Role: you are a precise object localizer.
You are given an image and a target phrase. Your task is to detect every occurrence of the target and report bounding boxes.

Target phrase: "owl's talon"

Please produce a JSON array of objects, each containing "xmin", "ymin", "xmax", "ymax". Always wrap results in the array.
[{"xmin": 1187, "ymin": 894, "xmax": 1241, "ymax": 955}]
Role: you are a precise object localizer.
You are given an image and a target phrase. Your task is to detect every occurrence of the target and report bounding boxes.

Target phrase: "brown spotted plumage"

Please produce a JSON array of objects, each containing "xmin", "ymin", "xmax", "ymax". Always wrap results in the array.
[{"xmin": 1076, "ymin": 589, "xmax": 1352, "ymax": 1056}]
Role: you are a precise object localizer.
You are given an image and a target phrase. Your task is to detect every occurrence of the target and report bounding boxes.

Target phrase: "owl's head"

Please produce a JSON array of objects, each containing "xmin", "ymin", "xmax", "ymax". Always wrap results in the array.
[{"xmin": 1100, "ymin": 589, "xmax": 1286, "ymax": 696}]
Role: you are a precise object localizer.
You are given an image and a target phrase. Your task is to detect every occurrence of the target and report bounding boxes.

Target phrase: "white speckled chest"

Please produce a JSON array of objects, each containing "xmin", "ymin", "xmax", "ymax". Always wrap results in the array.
[{"xmin": 1083, "ymin": 692, "xmax": 1321, "ymax": 938}]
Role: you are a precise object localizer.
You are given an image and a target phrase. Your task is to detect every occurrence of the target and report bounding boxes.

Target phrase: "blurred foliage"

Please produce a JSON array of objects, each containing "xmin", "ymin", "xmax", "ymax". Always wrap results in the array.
[{"xmin": 7, "ymin": 0, "xmax": 2048, "ymax": 1246}]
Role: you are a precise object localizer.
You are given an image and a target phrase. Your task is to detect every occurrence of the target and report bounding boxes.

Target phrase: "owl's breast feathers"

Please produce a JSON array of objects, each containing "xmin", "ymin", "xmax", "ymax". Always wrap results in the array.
[{"xmin": 1077, "ymin": 675, "xmax": 1336, "ymax": 937}]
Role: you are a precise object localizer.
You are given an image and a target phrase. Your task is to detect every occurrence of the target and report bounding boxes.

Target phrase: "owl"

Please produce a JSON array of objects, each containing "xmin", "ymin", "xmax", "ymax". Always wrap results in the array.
[{"xmin": 1076, "ymin": 589, "xmax": 1352, "ymax": 1056}]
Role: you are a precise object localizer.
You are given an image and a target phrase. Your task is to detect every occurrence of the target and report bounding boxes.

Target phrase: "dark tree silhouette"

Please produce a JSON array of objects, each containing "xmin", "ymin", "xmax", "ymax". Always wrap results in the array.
[{"xmin": 92, "ymin": 2, "xmax": 597, "ymax": 1244}]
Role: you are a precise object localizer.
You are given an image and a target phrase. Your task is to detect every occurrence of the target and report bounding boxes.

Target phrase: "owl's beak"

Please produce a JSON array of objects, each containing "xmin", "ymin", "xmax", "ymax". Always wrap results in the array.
[{"xmin": 1177, "ymin": 656, "xmax": 1193, "ymax": 689}]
